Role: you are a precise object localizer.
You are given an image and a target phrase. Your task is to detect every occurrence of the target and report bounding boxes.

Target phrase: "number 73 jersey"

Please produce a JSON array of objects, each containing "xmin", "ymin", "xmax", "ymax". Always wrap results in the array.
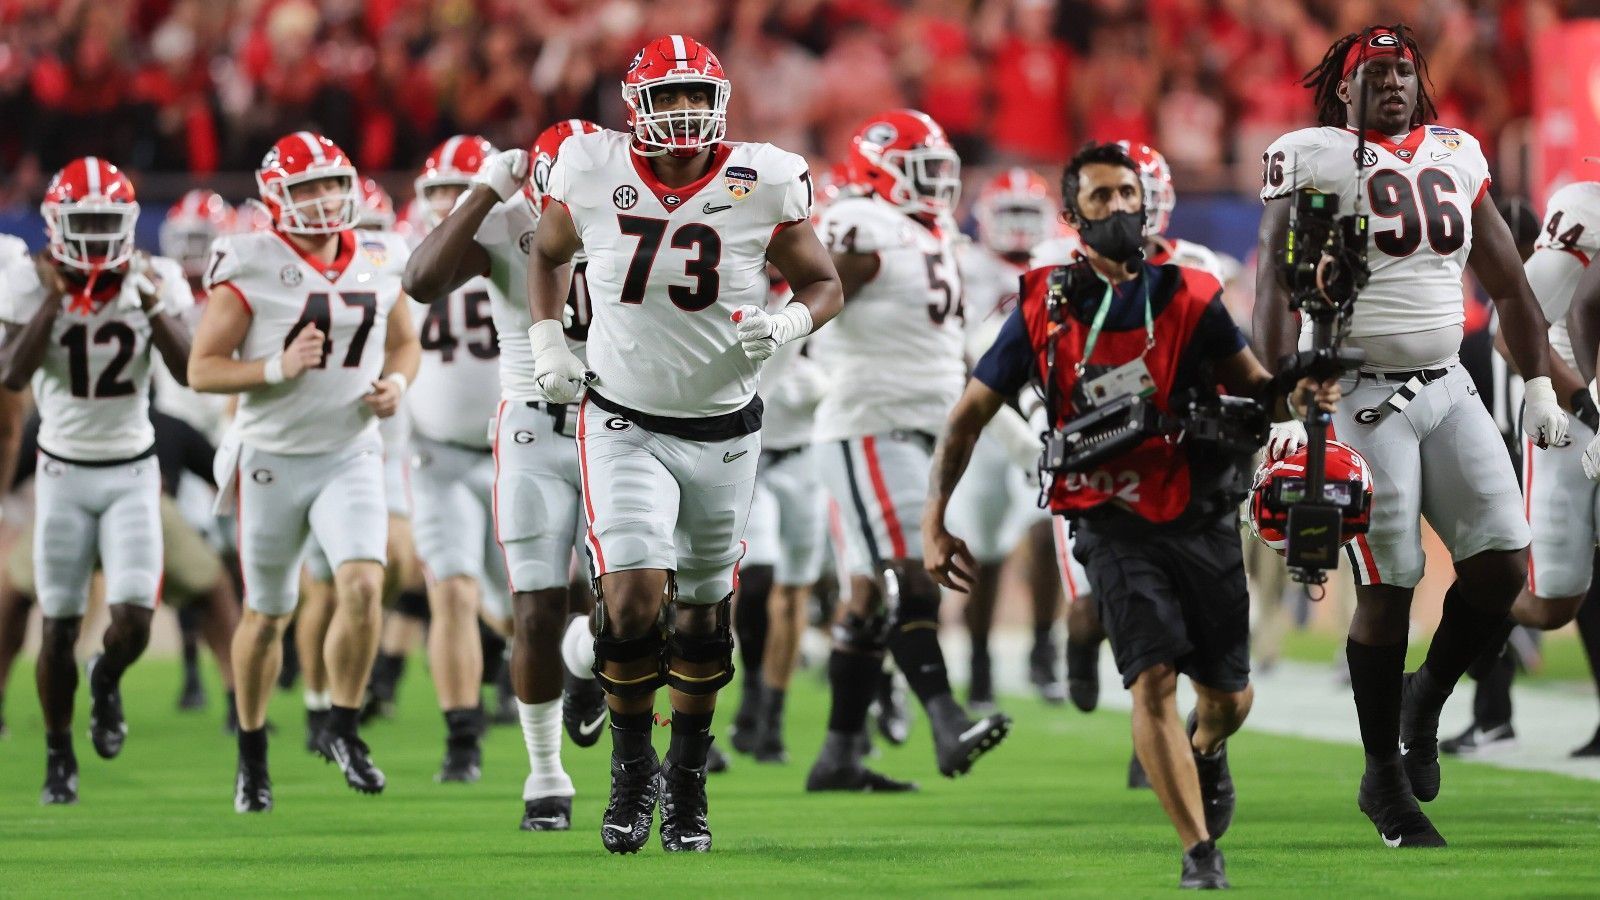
[
  {"xmin": 1261, "ymin": 124, "xmax": 1491, "ymax": 339},
  {"xmin": 206, "ymin": 229, "xmax": 407, "ymax": 454}
]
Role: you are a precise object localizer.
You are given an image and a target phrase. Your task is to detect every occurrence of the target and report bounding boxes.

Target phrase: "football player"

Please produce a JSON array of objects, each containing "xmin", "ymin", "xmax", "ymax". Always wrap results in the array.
[
  {"xmin": 525, "ymin": 35, "xmax": 842, "ymax": 852},
  {"xmin": 0, "ymin": 157, "xmax": 193, "ymax": 804},
  {"xmin": 404, "ymin": 120, "xmax": 601, "ymax": 830},
  {"xmin": 805, "ymin": 109, "xmax": 1011, "ymax": 794},
  {"xmin": 190, "ymin": 132, "xmax": 420, "ymax": 812},
  {"xmin": 1256, "ymin": 26, "xmax": 1565, "ymax": 847}
]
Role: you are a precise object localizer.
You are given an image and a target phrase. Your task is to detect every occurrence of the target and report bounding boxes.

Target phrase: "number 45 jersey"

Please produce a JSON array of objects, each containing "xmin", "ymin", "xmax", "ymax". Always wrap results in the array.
[
  {"xmin": 809, "ymin": 193, "xmax": 965, "ymax": 443},
  {"xmin": 0, "ymin": 238, "xmax": 192, "ymax": 461},
  {"xmin": 206, "ymin": 229, "xmax": 407, "ymax": 454},
  {"xmin": 1260, "ymin": 124, "xmax": 1491, "ymax": 339}
]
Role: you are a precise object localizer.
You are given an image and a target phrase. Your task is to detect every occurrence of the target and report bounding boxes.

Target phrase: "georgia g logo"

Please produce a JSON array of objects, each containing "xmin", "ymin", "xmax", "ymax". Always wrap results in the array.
[
  {"xmin": 1354, "ymin": 407, "xmax": 1382, "ymax": 425},
  {"xmin": 604, "ymin": 417, "xmax": 632, "ymax": 432},
  {"xmin": 863, "ymin": 122, "xmax": 898, "ymax": 148},
  {"xmin": 1369, "ymin": 32, "xmax": 1401, "ymax": 49}
]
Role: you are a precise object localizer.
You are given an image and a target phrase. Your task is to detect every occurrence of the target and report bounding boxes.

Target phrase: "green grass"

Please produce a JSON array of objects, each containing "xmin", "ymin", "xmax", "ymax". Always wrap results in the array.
[
  {"xmin": 1276, "ymin": 627, "xmax": 1600, "ymax": 685},
  {"xmin": 2, "ymin": 659, "xmax": 1600, "ymax": 896}
]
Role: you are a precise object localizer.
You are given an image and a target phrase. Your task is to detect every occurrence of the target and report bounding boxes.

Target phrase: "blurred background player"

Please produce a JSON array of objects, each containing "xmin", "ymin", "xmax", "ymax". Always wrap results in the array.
[
  {"xmin": 806, "ymin": 109, "xmax": 1010, "ymax": 794},
  {"xmin": 0, "ymin": 157, "xmax": 193, "ymax": 804},
  {"xmin": 190, "ymin": 132, "xmax": 420, "ymax": 813}
]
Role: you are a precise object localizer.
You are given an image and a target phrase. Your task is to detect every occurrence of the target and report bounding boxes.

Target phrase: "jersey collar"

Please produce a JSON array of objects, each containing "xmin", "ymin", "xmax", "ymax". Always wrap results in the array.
[
  {"xmin": 629, "ymin": 143, "xmax": 734, "ymax": 210},
  {"xmin": 273, "ymin": 228, "xmax": 357, "ymax": 283},
  {"xmin": 1345, "ymin": 126, "xmax": 1427, "ymax": 164}
]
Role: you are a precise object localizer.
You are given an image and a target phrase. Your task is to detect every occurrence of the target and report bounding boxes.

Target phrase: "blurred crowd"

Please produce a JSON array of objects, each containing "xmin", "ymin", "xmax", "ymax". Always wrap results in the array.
[{"xmin": 0, "ymin": 0, "xmax": 1578, "ymax": 204}]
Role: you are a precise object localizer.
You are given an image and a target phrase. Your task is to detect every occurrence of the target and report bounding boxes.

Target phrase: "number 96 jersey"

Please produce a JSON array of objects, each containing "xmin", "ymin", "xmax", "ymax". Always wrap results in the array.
[
  {"xmin": 1260, "ymin": 124, "xmax": 1491, "ymax": 339},
  {"xmin": 206, "ymin": 229, "xmax": 407, "ymax": 454},
  {"xmin": 808, "ymin": 194, "xmax": 965, "ymax": 443},
  {"xmin": 0, "ymin": 239, "xmax": 192, "ymax": 461},
  {"xmin": 546, "ymin": 129, "xmax": 812, "ymax": 418}
]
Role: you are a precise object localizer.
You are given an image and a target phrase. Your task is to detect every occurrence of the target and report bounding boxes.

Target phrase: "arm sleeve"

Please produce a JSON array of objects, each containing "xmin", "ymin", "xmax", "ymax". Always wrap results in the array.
[{"xmin": 971, "ymin": 306, "xmax": 1035, "ymax": 398}]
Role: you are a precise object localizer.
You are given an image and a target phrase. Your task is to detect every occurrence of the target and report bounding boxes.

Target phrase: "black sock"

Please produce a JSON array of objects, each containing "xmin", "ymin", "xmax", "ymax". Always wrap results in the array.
[
  {"xmin": 1346, "ymin": 638, "xmax": 1406, "ymax": 758},
  {"xmin": 444, "ymin": 707, "xmax": 485, "ymax": 746},
  {"xmin": 1472, "ymin": 650, "xmax": 1514, "ymax": 727},
  {"xmin": 735, "ymin": 566, "xmax": 773, "ymax": 691},
  {"xmin": 1422, "ymin": 585, "xmax": 1514, "ymax": 695},
  {"xmin": 889, "ymin": 623, "xmax": 954, "ymax": 706},
  {"xmin": 1032, "ymin": 623, "xmax": 1053, "ymax": 654},
  {"xmin": 667, "ymin": 710, "xmax": 715, "ymax": 769},
  {"xmin": 479, "ymin": 623, "xmax": 507, "ymax": 686},
  {"xmin": 826, "ymin": 651, "xmax": 882, "ymax": 734},
  {"xmin": 327, "ymin": 705, "xmax": 360, "ymax": 738},
  {"xmin": 610, "ymin": 709, "xmax": 653, "ymax": 760},
  {"xmin": 1576, "ymin": 580, "xmax": 1600, "ymax": 705},
  {"xmin": 238, "ymin": 727, "xmax": 267, "ymax": 764},
  {"xmin": 46, "ymin": 730, "xmax": 72, "ymax": 755}
]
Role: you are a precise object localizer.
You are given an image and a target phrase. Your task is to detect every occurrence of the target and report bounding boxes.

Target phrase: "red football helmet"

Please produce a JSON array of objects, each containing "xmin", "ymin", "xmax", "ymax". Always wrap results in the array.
[
  {"xmin": 356, "ymin": 177, "xmax": 396, "ymax": 231},
  {"xmin": 975, "ymin": 167, "xmax": 1057, "ymax": 256},
  {"xmin": 234, "ymin": 198, "xmax": 275, "ymax": 234},
  {"xmin": 528, "ymin": 119, "xmax": 602, "ymax": 210},
  {"xmin": 415, "ymin": 134, "xmax": 495, "ymax": 227},
  {"xmin": 846, "ymin": 109, "xmax": 961, "ymax": 216},
  {"xmin": 160, "ymin": 189, "xmax": 233, "ymax": 277},
  {"xmin": 621, "ymin": 34, "xmax": 730, "ymax": 158},
  {"xmin": 256, "ymin": 131, "xmax": 360, "ymax": 234},
  {"xmin": 1117, "ymin": 141, "xmax": 1175, "ymax": 237},
  {"xmin": 1249, "ymin": 439, "xmax": 1374, "ymax": 554},
  {"xmin": 41, "ymin": 157, "xmax": 140, "ymax": 273}
]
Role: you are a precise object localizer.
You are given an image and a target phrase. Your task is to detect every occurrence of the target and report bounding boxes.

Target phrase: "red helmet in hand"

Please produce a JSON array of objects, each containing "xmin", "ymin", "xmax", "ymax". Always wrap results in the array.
[{"xmin": 1249, "ymin": 439, "xmax": 1374, "ymax": 554}]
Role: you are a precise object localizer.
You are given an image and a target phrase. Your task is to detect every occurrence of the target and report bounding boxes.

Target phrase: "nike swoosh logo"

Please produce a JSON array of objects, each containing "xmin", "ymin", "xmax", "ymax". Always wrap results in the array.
[
  {"xmin": 1383, "ymin": 833, "xmax": 1403, "ymax": 848},
  {"xmin": 1430, "ymin": 152, "xmax": 1450, "ymax": 160},
  {"xmin": 703, "ymin": 203, "xmax": 732, "ymax": 214},
  {"xmin": 723, "ymin": 450, "xmax": 748, "ymax": 463},
  {"xmin": 604, "ymin": 823, "xmax": 634, "ymax": 833},
  {"xmin": 527, "ymin": 817, "xmax": 565, "ymax": 825},
  {"xmin": 678, "ymin": 835, "xmax": 709, "ymax": 844},
  {"xmin": 1399, "ymin": 743, "xmax": 1410, "ymax": 756},
  {"xmin": 957, "ymin": 722, "xmax": 990, "ymax": 743},
  {"xmin": 578, "ymin": 714, "xmax": 607, "ymax": 737}
]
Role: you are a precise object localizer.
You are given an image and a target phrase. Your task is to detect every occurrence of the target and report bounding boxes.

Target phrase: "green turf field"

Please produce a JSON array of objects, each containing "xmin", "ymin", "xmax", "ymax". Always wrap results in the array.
[{"xmin": 2, "ymin": 658, "xmax": 1599, "ymax": 897}]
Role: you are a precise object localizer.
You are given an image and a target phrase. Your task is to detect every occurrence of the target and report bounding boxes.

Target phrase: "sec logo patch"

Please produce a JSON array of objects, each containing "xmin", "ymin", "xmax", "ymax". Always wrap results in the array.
[{"xmin": 613, "ymin": 185, "xmax": 638, "ymax": 210}]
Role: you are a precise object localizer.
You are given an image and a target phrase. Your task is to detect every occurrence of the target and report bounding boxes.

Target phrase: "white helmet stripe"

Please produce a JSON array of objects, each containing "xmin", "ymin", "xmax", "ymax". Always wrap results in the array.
[
  {"xmin": 567, "ymin": 119, "xmax": 583, "ymax": 136},
  {"xmin": 438, "ymin": 135, "xmax": 465, "ymax": 173},
  {"xmin": 296, "ymin": 131, "xmax": 325, "ymax": 165},
  {"xmin": 85, "ymin": 157, "xmax": 102, "ymax": 196},
  {"xmin": 670, "ymin": 34, "xmax": 688, "ymax": 68}
]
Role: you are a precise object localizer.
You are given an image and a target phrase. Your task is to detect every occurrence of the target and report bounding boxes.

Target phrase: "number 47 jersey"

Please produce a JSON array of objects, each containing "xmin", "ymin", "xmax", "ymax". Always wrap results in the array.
[
  {"xmin": 206, "ymin": 229, "xmax": 407, "ymax": 454},
  {"xmin": 1261, "ymin": 124, "xmax": 1491, "ymax": 339}
]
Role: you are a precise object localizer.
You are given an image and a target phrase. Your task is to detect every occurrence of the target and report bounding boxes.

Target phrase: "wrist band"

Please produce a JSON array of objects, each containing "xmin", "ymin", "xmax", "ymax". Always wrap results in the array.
[
  {"xmin": 385, "ymin": 372, "xmax": 409, "ymax": 394},
  {"xmin": 263, "ymin": 353, "xmax": 285, "ymax": 385}
]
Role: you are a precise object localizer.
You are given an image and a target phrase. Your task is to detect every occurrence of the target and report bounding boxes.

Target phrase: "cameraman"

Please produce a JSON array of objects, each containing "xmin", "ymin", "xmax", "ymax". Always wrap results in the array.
[{"xmin": 922, "ymin": 143, "xmax": 1337, "ymax": 890}]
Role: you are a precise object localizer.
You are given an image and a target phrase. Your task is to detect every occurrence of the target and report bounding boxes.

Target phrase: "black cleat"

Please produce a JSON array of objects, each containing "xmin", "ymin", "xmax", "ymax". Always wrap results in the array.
[
  {"xmin": 234, "ymin": 758, "xmax": 272, "ymax": 813},
  {"xmin": 1029, "ymin": 638, "xmax": 1067, "ymax": 706},
  {"xmin": 305, "ymin": 709, "xmax": 332, "ymax": 759},
  {"xmin": 42, "ymin": 750, "xmax": 78, "ymax": 805},
  {"xmin": 562, "ymin": 670, "xmax": 608, "ymax": 749},
  {"xmin": 177, "ymin": 671, "xmax": 207, "ymax": 711},
  {"xmin": 1572, "ymin": 725, "xmax": 1600, "ymax": 759},
  {"xmin": 1128, "ymin": 752, "xmax": 1151, "ymax": 789},
  {"xmin": 1399, "ymin": 672, "xmax": 1444, "ymax": 802},
  {"xmin": 805, "ymin": 761, "xmax": 919, "ymax": 793},
  {"xmin": 705, "ymin": 742, "xmax": 730, "ymax": 774},
  {"xmin": 1358, "ymin": 754, "xmax": 1447, "ymax": 848},
  {"xmin": 874, "ymin": 671, "xmax": 912, "ymax": 746},
  {"xmin": 933, "ymin": 711, "xmax": 1011, "ymax": 777},
  {"xmin": 317, "ymin": 730, "xmax": 387, "ymax": 794},
  {"xmin": 520, "ymin": 795, "xmax": 572, "ymax": 831},
  {"xmin": 753, "ymin": 731, "xmax": 788, "ymax": 765},
  {"xmin": 1180, "ymin": 839, "xmax": 1229, "ymax": 889},
  {"xmin": 753, "ymin": 688, "xmax": 788, "ymax": 763},
  {"xmin": 436, "ymin": 740, "xmax": 482, "ymax": 783},
  {"xmin": 1065, "ymin": 640, "xmax": 1101, "ymax": 713},
  {"xmin": 601, "ymin": 749, "xmax": 660, "ymax": 854},
  {"xmin": 1440, "ymin": 720, "xmax": 1516, "ymax": 756},
  {"xmin": 658, "ymin": 761, "xmax": 712, "ymax": 852},
  {"xmin": 86, "ymin": 654, "xmax": 127, "ymax": 760}
]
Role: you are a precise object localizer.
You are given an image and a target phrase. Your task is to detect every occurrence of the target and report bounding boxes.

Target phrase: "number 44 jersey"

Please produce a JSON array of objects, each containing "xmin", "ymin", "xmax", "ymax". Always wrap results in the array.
[
  {"xmin": 206, "ymin": 229, "xmax": 408, "ymax": 454},
  {"xmin": 1260, "ymin": 124, "xmax": 1491, "ymax": 339},
  {"xmin": 809, "ymin": 193, "xmax": 965, "ymax": 443}
]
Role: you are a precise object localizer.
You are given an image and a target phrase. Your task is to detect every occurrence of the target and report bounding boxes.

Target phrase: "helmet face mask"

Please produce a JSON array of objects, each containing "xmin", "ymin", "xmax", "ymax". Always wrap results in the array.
[
  {"xmin": 982, "ymin": 202, "xmax": 1052, "ymax": 254},
  {"xmin": 850, "ymin": 110, "xmax": 962, "ymax": 217},
  {"xmin": 896, "ymin": 147, "xmax": 962, "ymax": 214},
  {"xmin": 42, "ymin": 157, "xmax": 140, "ymax": 274},
  {"xmin": 621, "ymin": 36, "xmax": 731, "ymax": 159},
  {"xmin": 257, "ymin": 133, "xmax": 362, "ymax": 235},
  {"xmin": 420, "ymin": 183, "xmax": 470, "ymax": 227}
]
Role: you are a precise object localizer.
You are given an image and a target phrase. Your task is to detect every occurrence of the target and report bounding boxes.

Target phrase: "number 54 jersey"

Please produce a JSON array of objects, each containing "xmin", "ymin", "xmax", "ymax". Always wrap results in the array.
[
  {"xmin": 206, "ymin": 229, "xmax": 408, "ymax": 454},
  {"xmin": 1260, "ymin": 124, "xmax": 1491, "ymax": 339},
  {"xmin": 546, "ymin": 130, "xmax": 812, "ymax": 418}
]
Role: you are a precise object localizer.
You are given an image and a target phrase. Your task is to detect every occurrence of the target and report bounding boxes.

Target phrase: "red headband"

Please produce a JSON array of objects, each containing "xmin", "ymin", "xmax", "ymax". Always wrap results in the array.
[{"xmin": 1341, "ymin": 29, "xmax": 1415, "ymax": 79}]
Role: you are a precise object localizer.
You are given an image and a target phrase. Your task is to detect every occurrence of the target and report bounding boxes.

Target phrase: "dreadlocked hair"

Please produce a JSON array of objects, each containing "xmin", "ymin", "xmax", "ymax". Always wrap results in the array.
[{"xmin": 1300, "ymin": 23, "xmax": 1439, "ymax": 129}]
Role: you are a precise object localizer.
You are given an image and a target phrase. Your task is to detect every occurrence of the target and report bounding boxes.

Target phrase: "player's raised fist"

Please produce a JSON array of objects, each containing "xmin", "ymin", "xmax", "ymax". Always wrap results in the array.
[
  {"xmin": 472, "ymin": 149, "xmax": 531, "ymax": 202},
  {"xmin": 281, "ymin": 325, "xmax": 326, "ymax": 379},
  {"xmin": 733, "ymin": 303, "xmax": 813, "ymax": 362},
  {"xmin": 526, "ymin": 319, "xmax": 590, "ymax": 404}
]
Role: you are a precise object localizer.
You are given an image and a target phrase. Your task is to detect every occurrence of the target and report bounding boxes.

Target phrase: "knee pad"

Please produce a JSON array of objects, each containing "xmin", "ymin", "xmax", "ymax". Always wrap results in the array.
[
  {"xmin": 590, "ymin": 593, "xmax": 666, "ymax": 698},
  {"xmin": 561, "ymin": 613, "xmax": 597, "ymax": 678},
  {"xmin": 832, "ymin": 607, "xmax": 890, "ymax": 654},
  {"xmin": 664, "ymin": 593, "xmax": 735, "ymax": 696}
]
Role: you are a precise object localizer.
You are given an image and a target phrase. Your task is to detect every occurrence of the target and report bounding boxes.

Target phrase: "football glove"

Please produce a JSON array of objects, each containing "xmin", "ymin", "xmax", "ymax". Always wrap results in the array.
[
  {"xmin": 527, "ymin": 319, "xmax": 591, "ymax": 404},
  {"xmin": 1266, "ymin": 419, "xmax": 1308, "ymax": 462},
  {"xmin": 1522, "ymin": 376, "xmax": 1569, "ymax": 449},
  {"xmin": 473, "ymin": 149, "xmax": 531, "ymax": 202},
  {"xmin": 731, "ymin": 303, "xmax": 812, "ymax": 362}
]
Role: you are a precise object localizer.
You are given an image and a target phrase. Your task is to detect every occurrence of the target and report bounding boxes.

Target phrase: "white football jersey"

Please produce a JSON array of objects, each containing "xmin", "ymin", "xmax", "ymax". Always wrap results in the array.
[
  {"xmin": 0, "ymin": 243, "xmax": 191, "ymax": 461},
  {"xmin": 809, "ymin": 194, "xmax": 966, "ymax": 443},
  {"xmin": 205, "ymin": 229, "xmax": 407, "ymax": 455},
  {"xmin": 1029, "ymin": 232, "xmax": 1227, "ymax": 282},
  {"xmin": 408, "ymin": 274, "xmax": 502, "ymax": 446},
  {"xmin": 546, "ymin": 130, "xmax": 812, "ymax": 418},
  {"xmin": 958, "ymin": 240, "xmax": 1025, "ymax": 364},
  {"xmin": 1261, "ymin": 125, "xmax": 1492, "ymax": 339},
  {"xmin": 1527, "ymin": 181, "xmax": 1600, "ymax": 371}
]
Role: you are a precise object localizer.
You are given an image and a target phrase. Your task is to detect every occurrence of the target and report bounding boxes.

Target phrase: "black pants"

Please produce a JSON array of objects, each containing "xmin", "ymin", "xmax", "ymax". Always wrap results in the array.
[{"xmin": 1073, "ymin": 513, "xmax": 1251, "ymax": 692}]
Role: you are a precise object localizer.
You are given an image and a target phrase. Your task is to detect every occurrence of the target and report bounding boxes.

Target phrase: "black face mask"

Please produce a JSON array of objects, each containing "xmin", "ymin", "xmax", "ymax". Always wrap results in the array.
[{"xmin": 1077, "ymin": 209, "xmax": 1145, "ymax": 265}]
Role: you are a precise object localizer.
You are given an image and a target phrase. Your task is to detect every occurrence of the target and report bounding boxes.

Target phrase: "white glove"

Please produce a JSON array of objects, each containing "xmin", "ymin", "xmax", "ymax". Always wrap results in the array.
[
  {"xmin": 1584, "ymin": 433, "xmax": 1600, "ymax": 481},
  {"xmin": 472, "ymin": 149, "xmax": 531, "ymax": 202},
  {"xmin": 1266, "ymin": 419, "xmax": 1308, "ymax": 461},
  {"xmin": 732, "ymin": 303, "xmax": 813, "ymax": 362},
  {"xmin": 527, "ymin": 319, "xmax": 591, "ymax": 403},
  {"xmin": 1522, "ymin": 376, "xmax": 1570, "ymax": 449},
  {"xmin": 120, "ymin": 254, "xmax": 161, "ymax": 314}
]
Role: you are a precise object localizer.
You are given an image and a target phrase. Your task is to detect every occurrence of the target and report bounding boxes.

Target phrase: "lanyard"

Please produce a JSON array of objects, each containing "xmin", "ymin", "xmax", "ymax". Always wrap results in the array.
[{"xmin": 1075, "ymin": 273, "xmax": 1154, "ymax": 375}]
